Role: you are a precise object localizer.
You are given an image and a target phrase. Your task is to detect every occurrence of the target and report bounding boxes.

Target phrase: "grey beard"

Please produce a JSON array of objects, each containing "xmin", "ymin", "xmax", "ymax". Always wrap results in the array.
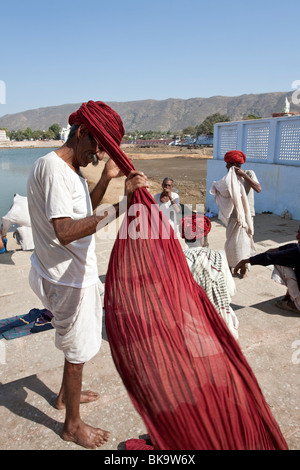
[{"xmin": 88, "ymin": 154, "xmax": 99, "ymax": 166}]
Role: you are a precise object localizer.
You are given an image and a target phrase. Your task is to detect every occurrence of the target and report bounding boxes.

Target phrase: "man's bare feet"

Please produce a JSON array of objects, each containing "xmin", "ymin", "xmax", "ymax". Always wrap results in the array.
[
  {"xmin": 55, "ymin": 390, "xmax": 100, "ymax": 410},
  {"xmin": 62, "ymin": 419, "xmax": 110, "ymax": 449}
]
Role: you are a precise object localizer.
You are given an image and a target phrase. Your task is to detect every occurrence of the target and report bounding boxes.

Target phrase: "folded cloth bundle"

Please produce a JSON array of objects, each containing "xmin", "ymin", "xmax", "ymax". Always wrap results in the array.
[{"xmin": 0, "ymin": 308, "xmax": 53, "ymax": 340}]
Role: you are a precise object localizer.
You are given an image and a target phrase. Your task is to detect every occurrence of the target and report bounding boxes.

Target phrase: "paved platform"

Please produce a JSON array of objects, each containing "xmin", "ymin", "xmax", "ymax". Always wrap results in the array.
[{"xmin": 0, "ymin": 213, "xmax": 299, "ymax": 450}]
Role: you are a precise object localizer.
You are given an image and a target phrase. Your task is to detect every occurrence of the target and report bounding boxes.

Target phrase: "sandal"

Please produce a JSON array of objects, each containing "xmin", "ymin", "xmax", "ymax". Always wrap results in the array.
[{"xmin": 0, "ymin": 238, "xmax": 7, "ymax": 254}]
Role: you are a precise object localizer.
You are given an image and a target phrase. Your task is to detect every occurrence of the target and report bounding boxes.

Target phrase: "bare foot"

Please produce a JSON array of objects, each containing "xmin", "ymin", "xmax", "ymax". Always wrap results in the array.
[
  {"xmin": 62, "ymin": 419, "xmax": 110, "ymax": 449},
  {"xmin": 55, "ymin": 390, "xmax": 100, "ymax": 410}
]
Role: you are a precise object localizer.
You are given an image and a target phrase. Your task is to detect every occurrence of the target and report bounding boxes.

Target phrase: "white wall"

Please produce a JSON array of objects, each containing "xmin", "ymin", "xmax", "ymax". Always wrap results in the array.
[{"xmin": 207, "ymin": 116, "xmax": 300, "ymax": 221}]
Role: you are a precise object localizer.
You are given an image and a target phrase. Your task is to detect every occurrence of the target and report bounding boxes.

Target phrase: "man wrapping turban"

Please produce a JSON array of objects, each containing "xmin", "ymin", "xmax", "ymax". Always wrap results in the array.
[
  {"xmin": 210, "ymin": 149, "xmax": 261, "ymax": 277},
  {"xmin": 27, "ymin": 100, "xmax": 148, "ymax": 449}
]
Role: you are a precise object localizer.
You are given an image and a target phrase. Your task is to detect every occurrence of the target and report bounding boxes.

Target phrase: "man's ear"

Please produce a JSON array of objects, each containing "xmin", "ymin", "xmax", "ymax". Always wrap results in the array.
[{"xmin": 77, "ymin": 124, "xmax": 89, "ymax": 140}]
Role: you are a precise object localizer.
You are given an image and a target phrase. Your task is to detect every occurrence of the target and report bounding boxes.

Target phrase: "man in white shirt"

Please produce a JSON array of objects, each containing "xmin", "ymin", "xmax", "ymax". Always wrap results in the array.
[
  {"xmin": 153, "ymin": 177, "xmax": 181, "ymax": 234},
  {"xmin": 27, "ymin": 116, "xmax": 148, "ymax": 449},
  {"xmin": 210, "ymin": 151, "xmax": 261, "ymax": 278}
]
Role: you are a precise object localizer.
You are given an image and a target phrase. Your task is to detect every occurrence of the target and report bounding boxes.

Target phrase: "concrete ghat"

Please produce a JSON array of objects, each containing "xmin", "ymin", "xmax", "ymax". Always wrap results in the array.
[{"xmin": 0, "ymin": 213, "xmax": 299, "ymax": 450}]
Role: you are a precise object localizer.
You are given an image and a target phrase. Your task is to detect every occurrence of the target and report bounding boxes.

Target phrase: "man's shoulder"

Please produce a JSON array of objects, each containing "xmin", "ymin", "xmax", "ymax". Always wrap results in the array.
[{"xmin": 34, "ymin": 151, "xmax": 65, "ymax": 174}]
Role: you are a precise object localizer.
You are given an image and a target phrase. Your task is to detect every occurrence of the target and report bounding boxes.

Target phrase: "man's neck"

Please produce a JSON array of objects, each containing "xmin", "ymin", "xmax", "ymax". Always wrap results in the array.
[{"xmin": 55, "ymin": 144, "xmax": 78, "ymax": 172}]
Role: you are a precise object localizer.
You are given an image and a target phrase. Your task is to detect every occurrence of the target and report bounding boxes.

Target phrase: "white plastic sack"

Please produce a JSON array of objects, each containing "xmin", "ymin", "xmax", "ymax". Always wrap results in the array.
[
  {"xmin": 13, "ymin": 226, "xmax": 34, "ymax": 251},
  {"xmin": 1, "ymin": 193, "xmax": 31, "ymax": 237}
]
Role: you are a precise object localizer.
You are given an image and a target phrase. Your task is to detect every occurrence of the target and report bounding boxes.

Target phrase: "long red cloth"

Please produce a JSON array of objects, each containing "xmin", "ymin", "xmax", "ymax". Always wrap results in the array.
[{"xmin": 70, "ymin": 101, "xmax": 288, "ymax": 450}]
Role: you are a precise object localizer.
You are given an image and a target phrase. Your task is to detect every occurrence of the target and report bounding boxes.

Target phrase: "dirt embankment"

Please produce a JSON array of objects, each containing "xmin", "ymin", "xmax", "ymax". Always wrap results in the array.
[{"xmin": 81, "ymin": 145, "xmax": 213, "ymax": 207}]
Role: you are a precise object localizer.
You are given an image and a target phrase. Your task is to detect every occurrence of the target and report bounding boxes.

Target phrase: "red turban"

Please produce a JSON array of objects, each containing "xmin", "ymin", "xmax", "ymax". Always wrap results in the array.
[
  {"xmin": 68, "ymin": 100, "xmax": 133, "ymax": 176},
  {"xmin": 69, "ymin": 100, "xmax": 125, "ymax": 145},
  {"xmin": 224, "ymin": 150, "xmax": 246, "ymax": 164},
  {"xmin": 180, "ymin": 214, "xmax": 211, "ymax": 241}
]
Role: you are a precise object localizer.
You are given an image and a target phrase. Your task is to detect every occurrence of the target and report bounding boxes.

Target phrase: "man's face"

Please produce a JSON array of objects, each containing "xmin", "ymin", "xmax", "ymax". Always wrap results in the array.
[
  {"xmin": 162, "ymin": 180, "xmax": 173, "ymax": 191},
  {"xmin": 76, "ymin": 126, "xmax": 105, "ymax": 167}
]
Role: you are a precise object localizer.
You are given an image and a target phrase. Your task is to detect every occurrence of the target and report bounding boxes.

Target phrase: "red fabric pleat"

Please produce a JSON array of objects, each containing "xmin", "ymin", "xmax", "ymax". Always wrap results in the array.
[{"xmin": 72, "ymin": 101, "xmax": 288, "ymax": 450}]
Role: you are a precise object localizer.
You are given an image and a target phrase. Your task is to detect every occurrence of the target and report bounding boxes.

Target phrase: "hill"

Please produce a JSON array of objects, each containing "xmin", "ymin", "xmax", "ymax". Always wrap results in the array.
[{"xmin": 0, "ymin": 91, "xmax": 297, "ymax": 132}]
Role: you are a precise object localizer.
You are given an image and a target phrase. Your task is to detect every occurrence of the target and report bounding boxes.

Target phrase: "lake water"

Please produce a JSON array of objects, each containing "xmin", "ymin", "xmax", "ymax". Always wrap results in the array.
[{"xmin": 0, "ymin": 147, "xmax": 57, "ymax": 223}]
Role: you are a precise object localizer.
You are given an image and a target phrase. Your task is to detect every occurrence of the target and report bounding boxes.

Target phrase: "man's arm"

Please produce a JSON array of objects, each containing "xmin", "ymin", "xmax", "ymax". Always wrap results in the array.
[
  {"xmin": 234, "ymin": 245, "xmax": 300, "ymax": 275},
  {"xmin": 170, "ymin": 195, "xmax": 181, "ymax": 213},
  {"xmin": 163, "ymin": 188, "xmax": 180, "ymax": 213},
  {"xmin": 53, "ymin": 170, "xmax": 148, "ymax": 245},
  {"xmin": 234, "ymin": 167, "xmax": 261, "ymax": 193},
  {"xmin": 90, "ymin": 158, "xmax": 124, "ymax": 211}
]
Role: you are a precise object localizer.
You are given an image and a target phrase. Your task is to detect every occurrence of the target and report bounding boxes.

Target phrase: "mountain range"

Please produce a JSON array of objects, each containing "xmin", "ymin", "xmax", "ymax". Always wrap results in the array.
[{"xmin": 0, "ymin": 91, "xmax": 298, "ymax": 132}]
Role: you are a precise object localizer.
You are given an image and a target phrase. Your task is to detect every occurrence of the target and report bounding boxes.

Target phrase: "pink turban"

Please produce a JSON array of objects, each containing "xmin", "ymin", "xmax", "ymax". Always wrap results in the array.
[
  {"xmin": 180, "ymin": 214, "xmax": 211, "ymax": 241},
  {"xmin": 224, "ymin": 150, "xmax": 246, "ymax": 164}
]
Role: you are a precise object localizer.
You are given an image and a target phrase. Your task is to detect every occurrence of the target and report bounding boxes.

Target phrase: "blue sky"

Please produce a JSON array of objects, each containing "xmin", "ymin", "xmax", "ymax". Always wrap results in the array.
[{"xmin": 0, "ymin": 0, "xmax": 299, "ymax": 117}]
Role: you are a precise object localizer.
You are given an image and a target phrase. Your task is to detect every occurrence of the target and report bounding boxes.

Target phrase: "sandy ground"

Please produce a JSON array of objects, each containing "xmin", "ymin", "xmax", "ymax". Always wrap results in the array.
[
  {"xmin": 81, "ymin": 144, "xmax": 213, "ymax": 207},
  {"xmin": 0, "ymin": 140, "xmax": 63, "ymax": 149},
  {"xmin": 0, "ymin": 214, "xmax": 299, "ymax": 451}
]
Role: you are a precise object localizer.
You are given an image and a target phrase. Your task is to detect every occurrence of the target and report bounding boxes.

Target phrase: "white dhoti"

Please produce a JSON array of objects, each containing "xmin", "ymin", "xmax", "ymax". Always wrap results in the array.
[
  {"xmin": 225, "ymin": 215, "xmax": 256, "ymax": 268},
  {"xmin": 29, "ymin": 266, "xmax": 104, "ymax": 364},
  {"xmin": 210, "ymin": 167, "xmax": 256, "ymax": 268},
  {"xmin": 272, "ymin": 265, "xmax": 300, "ymax": 310}
]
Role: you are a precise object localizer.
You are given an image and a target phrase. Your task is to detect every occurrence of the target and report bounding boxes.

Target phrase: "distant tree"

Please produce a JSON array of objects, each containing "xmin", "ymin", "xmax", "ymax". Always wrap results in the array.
[
  {"xmin": 195, "ymin": 113, "xmax": 230, "ymax": 135},
  {"xmin": 182, "ymin": 126, "xmax": 196, "ymax": 136},
  {"xmin": 15, "ymin": 130, "xmax": 26, "ymax": 141},
  {"xmin": 23, "ymin": 127, "xmax": 33, "ymax": 140},
  {"xmin": 32, "ymin": 130, "xmax": 43, "ymax": 140},
  {"xmin": 48, "ymin": 123, "xmax": 61, "ymax": 140},
  {"xmin": 243, "ymin": 113, "xmax": 261, "ymax": 120},
  {"xmin": 42, "ymin": 130, "xmax": 54, "ymax": 140}
]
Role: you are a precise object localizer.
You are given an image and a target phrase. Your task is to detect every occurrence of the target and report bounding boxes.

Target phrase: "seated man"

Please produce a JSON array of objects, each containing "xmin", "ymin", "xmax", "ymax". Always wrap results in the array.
[
  {"xmin": 181, "ymin": 214, "xmax": 239, "ymax": 339},
  {"xmin": 234, "ymin": 226, "xmax": 300, "ymax": 313},
  {"xmin": 153, "ymin": 177, "xmax": 180, "ymax": 234}
]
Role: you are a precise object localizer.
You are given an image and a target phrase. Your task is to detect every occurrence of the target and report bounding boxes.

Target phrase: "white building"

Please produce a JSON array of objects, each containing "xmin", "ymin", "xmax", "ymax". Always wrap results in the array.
[
  {"xmin": 60, "ymin": 124, "xmax": 71, "ymax": 141},
  {"xmin": 0, "ymin": 129, "xmax": 9, "ymax": 141}
]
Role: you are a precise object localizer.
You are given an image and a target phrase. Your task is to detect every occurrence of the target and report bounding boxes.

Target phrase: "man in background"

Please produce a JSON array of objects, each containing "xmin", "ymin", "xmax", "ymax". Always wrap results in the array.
[
  {"xmin": 153, "ymin": 177, "xmax": 181, "ymax": 234},
  {"xmin": 210, "ymin": 150, "xmax": 261, "ymax": 277}
]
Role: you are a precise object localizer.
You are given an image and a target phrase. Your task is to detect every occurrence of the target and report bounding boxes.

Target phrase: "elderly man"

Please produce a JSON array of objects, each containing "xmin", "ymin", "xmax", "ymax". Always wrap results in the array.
[
  {"xmin": 210, "ymin": 150, "xmax": 261, "ymax": 277},
  {"xmin": 153, "ymin": 177, "xmax": 180, "ymax": 234},
  {"xmin": 27, "ymin": 102, "xmax": 148, "ymax": 449},
  {"xmin": 235, "ymin": 226, "xmax": 300, "ymax": 313}
]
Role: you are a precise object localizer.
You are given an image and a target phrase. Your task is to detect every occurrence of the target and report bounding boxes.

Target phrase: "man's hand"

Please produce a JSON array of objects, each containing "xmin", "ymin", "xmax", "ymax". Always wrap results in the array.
[
  {"xmin": 125, "ymin": 170, "xmax": 148, "ymax": 205},
  {"xmin": 103, "ymin": 158, "xmax": 124, "ymax": 180},
  {"xmin": 234, "ymin": 259, "xmax": 249, "ymax": 275},
  {"xmin": 233, "ymin": 166, "xmax": 261, "ymax": 193},
  {"xmin": 233, "ymin": 167, "xmax": 247, "ymax": 178}
]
